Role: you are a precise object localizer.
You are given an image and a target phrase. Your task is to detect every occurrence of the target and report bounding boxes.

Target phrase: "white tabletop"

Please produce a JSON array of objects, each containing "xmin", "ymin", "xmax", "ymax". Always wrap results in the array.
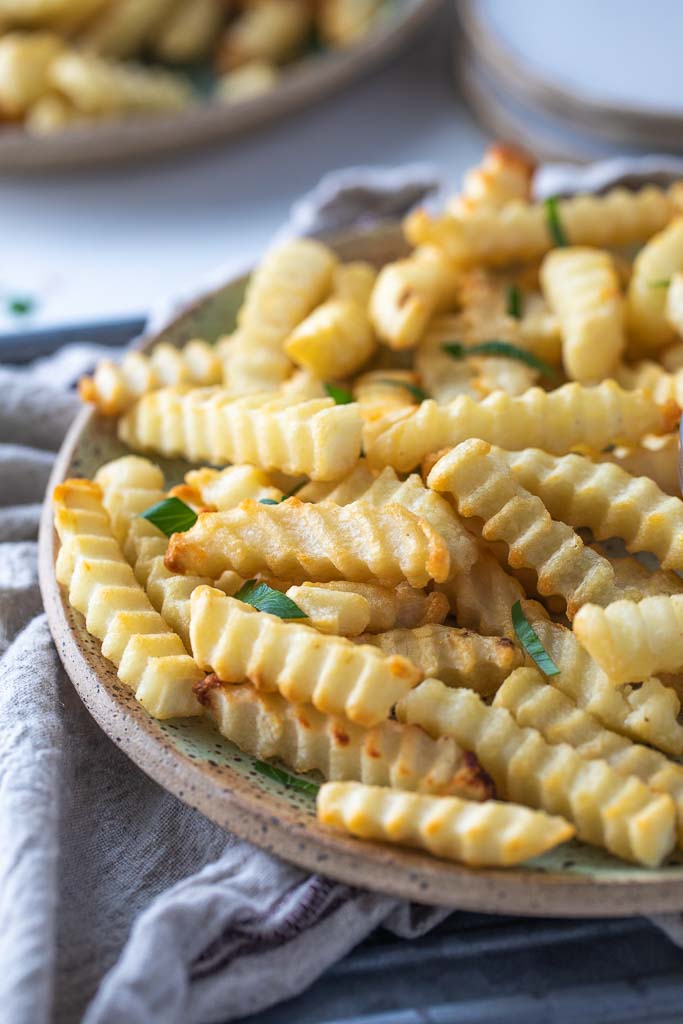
[{"xmin": 0, "ymin": 7, "xmax": 487, "ymax": 336}]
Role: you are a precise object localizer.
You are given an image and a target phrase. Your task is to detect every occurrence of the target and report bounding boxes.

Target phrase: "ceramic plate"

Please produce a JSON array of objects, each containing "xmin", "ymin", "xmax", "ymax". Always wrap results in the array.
[
  {"xmin": 0, "ymin": 0, "xmax": 437, "ymax": 172},
  {"xmin": 39, "ymin": 222, "xmax": 683, "ymax": 917}
]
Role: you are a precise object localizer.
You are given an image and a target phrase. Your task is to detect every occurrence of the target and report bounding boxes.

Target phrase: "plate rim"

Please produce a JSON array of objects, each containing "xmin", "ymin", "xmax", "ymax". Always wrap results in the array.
[
  {"xmin": 39, "ymin": 227, "xmax": 683, "ymax": 919},
  {"xmin": 458, "ymin": 0, "xmax": 683, "ymax": 142}
]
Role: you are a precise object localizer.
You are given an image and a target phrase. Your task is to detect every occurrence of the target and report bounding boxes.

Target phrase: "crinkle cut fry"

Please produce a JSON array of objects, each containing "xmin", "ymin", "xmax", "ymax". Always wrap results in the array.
[
  {"xmin": 627, "ymin": 217, "xmax": 683, "ymax": 353},
  {"xmin": 118, "ymin": 387, "xmax": 363, "ymax": 481},
  {"xmin": 520, "ymin": 602, "xmax": 683, "ymax": 758},
  {"xmin": 574, "ymin": 596, "xmax": 683, "ymax": 685},
  {"xmin": 365, "ymin": 381, "xmax": 677, "ymax": 473},
  {"xmin": 448, "ymin": 143, "xmax": 535, "ymax": 215},
  {"xmin": 596, "ymin": 434, "xmax": 681, "ymax": 497},
  {"xmin": 53, "ymin": 478, "xmax": 202, "ymax": 719},
  {"xmin": 198, "ymin": 680, "xmax": 494, "ymax": 800},
  {"xmin": 317, "ymin": 782, "xmax": 574, "ymax": 867},
  {"xmin": 501, "ymin": 446, "xmax": 683, "ymax": 571},
  {"xmin": 435, "ymin": 541, "xmax": 525, "ymax": 640},
  {"xmin": 494, "ymin": 667, "xmax": 683, "ymax": 845},
  {"xmin": 357, "ymin": 623, "xmax": 523, "ymax": 696},
  {"xmin": 540, "ymin": 247, "xmax": 625, "ymax": 383},
  {"xmin": 189, "ymin": 586, "xmax": 422, "ymax": 727},
  {"xmin": 94, "ymin": 455, "xmax": 242, "ymax": 649},
  {"xmin": 397, "ymin": 679, "xmax": 676, "ymax": 867},
  {"xmin": 79, "ymin": 339, "xmax": 223, "ymax": 415},
  {"xmin": 221, "ymin": 238, "xmax": 337, "ymax": 393},
  {"xmin": 428, "ymin": 439, "xmax": 618, "ymax": 618},
  {"xmin": 311, "ymin": 462, "xmax": 478, "ymax": 577},
  {"xmin": 165, "ymin": 497, "xmax": 450, "ymax": 588},
  {"xmin": 405, "ymin": 183, "xmax": 682, "ymax": 268}
]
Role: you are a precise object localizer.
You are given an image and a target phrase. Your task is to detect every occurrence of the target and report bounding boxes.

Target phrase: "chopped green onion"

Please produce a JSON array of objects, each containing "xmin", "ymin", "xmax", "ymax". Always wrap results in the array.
[
  {"xmin": 375, "ymin": 378, "xmax": 428, "ymax": 403},
  {"xmin": 254, "ymin": 760, "xmax": 320, "ymax": 795},
  {"xmin": 259, "ymin": 498, "xmax": 280, "ymax": 505},
  {"xmin": 140, "ymin": 496, "xmax": 197, "ymax": 537},
  {"xmin": 7, "ymin": 295, "xmax": 36, "ymax": 316},
  {"xmin": 442, "ymin": 340, "xmax": 557, "ymax": 380},
  {"xmin": 544, "ymin": 196, "xmax": 568, "ymax": 247},
  {"xmin": 506, "ymin": 284, "xmax": 523, "ymax": 319},
  {"xmin": 512, "ymin": 601, "xmax": 560, "ymax": 676},
  {"xmin": 234, "ymin": 579, "xmax": 307, "ymax": 619},
  {"xmin": 649, "ymin": 278, "xmax": 671, "ymax": 288},
  {"xmin": 324, "ymin": 382, "xmax": 353, "ymax": 404}
]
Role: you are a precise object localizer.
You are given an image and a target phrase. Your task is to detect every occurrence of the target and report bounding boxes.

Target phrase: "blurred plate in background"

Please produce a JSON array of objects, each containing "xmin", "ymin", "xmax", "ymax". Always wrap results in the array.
[
  {"xmin": 457, "ymin": 0, "xmax": 683, "ymax": 160},
  {"xmin": 0, "ymin": 0, "xmax": 438, "ymax": 172}
]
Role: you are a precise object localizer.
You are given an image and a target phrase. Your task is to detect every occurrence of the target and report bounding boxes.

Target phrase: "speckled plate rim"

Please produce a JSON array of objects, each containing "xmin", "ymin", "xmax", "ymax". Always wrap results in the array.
[{"xmin": 38, "ymin": 224, "xmax": 683, "ymax": 918}]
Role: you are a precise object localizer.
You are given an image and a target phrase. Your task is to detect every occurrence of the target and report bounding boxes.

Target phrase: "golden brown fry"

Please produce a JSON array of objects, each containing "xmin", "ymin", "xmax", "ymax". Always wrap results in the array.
[
  {"xmin": 574, "ymin": 596, "xmax": 683, "ymax": 684},
  {"xmin": 494, "ymin": 667, "xmax": 683, "ymax": 844},
  {"xmin": 501, "ymin": 446, "xmax": 683, "ymax": 571},
  {"xmin": 448, "ymin": 144, "xmax": 535, "ymax": 215},
  {"xmin": 165, "ymin": 497, "xmax": 450, "ymax": 588},
  {"xmin": 405, "ymin": 184, "xmax": 682, "ymax": 268},
  {"xmin": 366, "ymin": 381, "xmax": 676, "ymax": 473},
  {"xmin": 190, "ymin": 586, "xmax": 421, "ymax": 727},
  {"xmin": 358, "ymin": 623, "xmax": 522, "ymax": 696},
  {"xmin": 428, "ymin": 440, "xmax": 619, "ymax": 618},
  {"xmin": 318, "ymin": 782, "xmax": 573, "ymax": 866},
  {"xmin": 397, "ymin": 678, "xmax": 676, "ymax": 866},
  {"xmin": 215, "ymin": 0, "xmax": 310, "ymax": 71},
  {"xmin": 541, "ymin": 247, "xmax": 625, "ymax": 382},
  {"xmin": 199, "ymin": 679, "xmax": 494, "ymax": 799}
]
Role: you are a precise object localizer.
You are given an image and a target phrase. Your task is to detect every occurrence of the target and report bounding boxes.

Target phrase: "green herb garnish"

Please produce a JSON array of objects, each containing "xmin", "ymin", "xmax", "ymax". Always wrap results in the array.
[
  {"xmin": 234, "ymin": 579, "xmax": 307, "ymax": 619},
  {"xmin": 324, "ymin": 382, "xmax": 353, "ymax": 404},
  {"xmin": 506, "ymin": 284, "xmax": 523, "ymax": 319},
  {"xmin": 376, "ymin": 379, "xmax": 428, "ymax": 403},
  {"xmin": 254, "ymin": 760, "xmax": 320, "ymax": 795},
  {"xmin": 544, "ymin": 196, "xmax": 568, "ymax": 247},
  {"xmin": 512, "ymin": 601, "xmax": 560, "ymax": 676},
  {"xmin": 259, "ymin": 498, "xmax": 280, "ymax": 505},
  {"xmin": 140, "ymin": 496, "xmax": 197, "ymax": 537},
  {"xmin": 442, "ymin": 340, "xmax": 557, "ymax": 380},
  {"xmin": 7, "ymin": 295, "xmax": 36, "ymax": 316},
  {"xmin": 649, "ymin": 279, "xmax": 671, "ymax": 288}
]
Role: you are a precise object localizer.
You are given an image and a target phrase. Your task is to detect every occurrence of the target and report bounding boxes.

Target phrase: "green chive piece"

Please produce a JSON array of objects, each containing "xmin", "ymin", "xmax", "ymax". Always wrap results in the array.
[
  {"xmin": 259, "ymin": 498, "xmax": 280, "ymax": 505},
  {"xmin": 234, "ymin": 579, "xmax": 307, "ymax": 619},
  {"xmin": 7, "ymin": 295, "xmax": 36, "ymax": 316},
  {"xmin": 254, "ymin": 760, "xmax": 320, "ymax": 795},
  {"xmin": 544, "ymin": 196, "xmax": 568, "ymax": 247},
  {"xmin": 324, "ymin": 382, "xmax": 353, "ymax": 404},
  {"xmin": 442, "ymin": 339, "xmax": 557, "ymax": 380},
  {"xmin": 506, "ymin": 284, "xmax": 523, "ymax": 319},
  {"xmin": 140, "ymin": 496, "xmax": 197, "ymax": 537},
  {"xmin": 375, "ymin": 379, "xmax": 428, "ymax": 403},
  {"xmin": 512, "ymin": 601, "xmax": 560, "ymax": 676}
]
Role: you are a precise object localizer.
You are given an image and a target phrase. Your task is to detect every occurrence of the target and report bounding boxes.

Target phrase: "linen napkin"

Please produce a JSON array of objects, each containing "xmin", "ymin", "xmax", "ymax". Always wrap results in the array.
[{"xmin": 0, "ymin": 165, "xmax": 450, "ymax": 1024}]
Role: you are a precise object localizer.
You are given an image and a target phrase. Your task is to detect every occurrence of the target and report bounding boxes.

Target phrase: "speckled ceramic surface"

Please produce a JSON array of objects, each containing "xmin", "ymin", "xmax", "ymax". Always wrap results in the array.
[
  {"xmin": 39, "ymin": 223, "xmax": 683, "ymax": 917},
  {"xmin": 0, "ymin": 0, "xmax": 437, "ymax": 172}
]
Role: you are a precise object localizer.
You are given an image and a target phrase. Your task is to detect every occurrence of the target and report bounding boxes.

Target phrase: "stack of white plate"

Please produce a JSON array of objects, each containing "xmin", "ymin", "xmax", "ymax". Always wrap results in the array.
[{"xmin": 457, "ymin": 0, "xmax": 683, "ymax": 161}]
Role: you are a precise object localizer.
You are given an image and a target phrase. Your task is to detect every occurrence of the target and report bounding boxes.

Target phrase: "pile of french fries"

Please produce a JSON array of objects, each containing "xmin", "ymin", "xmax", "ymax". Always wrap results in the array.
[
  {"xmin": 57, "ymin": 144, "xmax": 683, "ymax": 871},
  {"xmin": 0, "ymin": 0, "xmax": 387, "ymax": 133}
]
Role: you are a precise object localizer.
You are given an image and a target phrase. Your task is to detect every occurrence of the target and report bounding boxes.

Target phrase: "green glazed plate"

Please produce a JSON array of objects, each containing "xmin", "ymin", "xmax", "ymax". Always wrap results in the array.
[{"xmin": 39, "ymin": 223, "xmax": 683, "ymax": 916}]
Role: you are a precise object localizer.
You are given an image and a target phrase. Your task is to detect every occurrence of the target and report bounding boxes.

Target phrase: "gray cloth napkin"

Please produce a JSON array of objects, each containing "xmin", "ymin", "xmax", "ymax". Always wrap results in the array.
[{"xmin": 0, "ymin": 167, "xmax": 452, "ymax": 1024}]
